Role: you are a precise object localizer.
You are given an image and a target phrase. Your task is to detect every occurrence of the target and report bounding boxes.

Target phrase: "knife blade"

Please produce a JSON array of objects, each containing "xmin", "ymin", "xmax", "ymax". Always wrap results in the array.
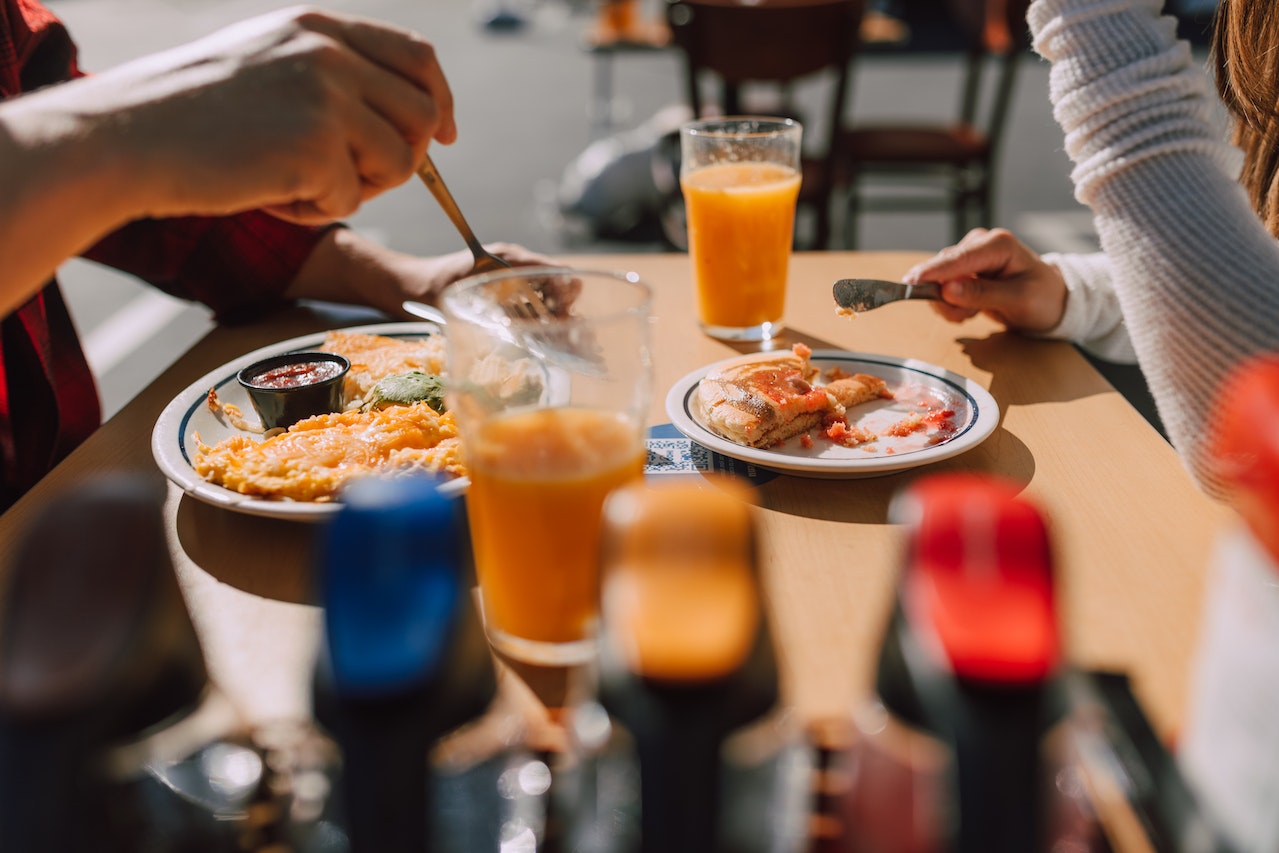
[{"xmin": 833, "ymin": 278, "xmax": 943, "ymax": 313}]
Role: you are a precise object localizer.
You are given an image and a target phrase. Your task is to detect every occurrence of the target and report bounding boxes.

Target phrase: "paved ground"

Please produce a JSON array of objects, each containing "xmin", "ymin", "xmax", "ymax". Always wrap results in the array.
[{"xmin": 44, "ymin": 0, "xmax": 1211, "ymax": 419}]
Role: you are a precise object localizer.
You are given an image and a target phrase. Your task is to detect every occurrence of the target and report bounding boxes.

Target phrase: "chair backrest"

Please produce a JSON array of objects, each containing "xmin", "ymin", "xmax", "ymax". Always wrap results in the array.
[
  {"xmin": 948, "ymin": 0, "xmax": 1034, "ymax": 139},
  {"xmin": 666, "ymin": 0, "xmax": 865, "ymax": 150}
]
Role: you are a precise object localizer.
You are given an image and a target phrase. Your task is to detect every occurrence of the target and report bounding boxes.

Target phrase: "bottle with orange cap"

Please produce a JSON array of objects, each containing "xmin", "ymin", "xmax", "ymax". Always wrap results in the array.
[
  {"xmin": 1178, "ymin": 355, "xmax": 1279, "ymax": 852},
  {"xmin": 556, "ymin": 475, "xmax": 811, "ymax": 853}
]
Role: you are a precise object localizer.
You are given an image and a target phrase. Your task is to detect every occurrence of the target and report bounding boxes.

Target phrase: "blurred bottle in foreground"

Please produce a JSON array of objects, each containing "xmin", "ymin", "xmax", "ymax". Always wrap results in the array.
[
  {"xmin": 829, "ymin": 473, "xmax": 1100, "ymax": 853},
  {"xmin": 312, "ymin": 474, "xmax": 545, "ymax": 853},
  {"xmin": 0, "ymin": 474, "xmax": 312, "ymax": 851},
  {"xmin": 556, "ymin": 476, "xmax": 811, "ymax": 853},
  {"xmin": 1179, "ymin": 355, "xmax": 1279, "ymax": 852}
]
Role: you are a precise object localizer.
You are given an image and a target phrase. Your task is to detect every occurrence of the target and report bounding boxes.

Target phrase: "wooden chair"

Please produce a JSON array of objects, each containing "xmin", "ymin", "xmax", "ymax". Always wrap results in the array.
[
  {"xmin": 665, "ymin": 0, "xmax": 866, "ymax": 250},
  {"xmin": 836, "ymin": 0, "xmax": 1033, "ymax": 248}
]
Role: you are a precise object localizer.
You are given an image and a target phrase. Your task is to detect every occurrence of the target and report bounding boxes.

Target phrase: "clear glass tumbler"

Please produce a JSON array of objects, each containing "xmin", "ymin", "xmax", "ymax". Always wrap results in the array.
[
  {"xmin": 441, "ymin": 267, "xmax": 654, "ymax": 666},
  {"xmin": 679, "ymin": 116, "xmax": 803, "ymax": 342}
]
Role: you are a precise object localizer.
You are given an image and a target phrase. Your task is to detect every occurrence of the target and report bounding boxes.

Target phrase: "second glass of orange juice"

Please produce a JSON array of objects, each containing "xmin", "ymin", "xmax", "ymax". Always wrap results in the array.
[
  {"xmin": 679, "ymin": 116, "xmax": 802, "ymax": 342},
  {"xmin": 441, "ymin": 267, "xmax": 653, "ymax": 666}
]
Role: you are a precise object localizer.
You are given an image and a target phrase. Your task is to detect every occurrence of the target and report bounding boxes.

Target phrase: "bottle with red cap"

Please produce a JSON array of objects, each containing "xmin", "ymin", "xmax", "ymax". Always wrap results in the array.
[
  {"xmin": 1178, "ymin": 355, "xmax": 1279, "ymax": 852},
  {"xmin": 828, "ymin": 473, "xmax": 1102, "ymax": 853}
]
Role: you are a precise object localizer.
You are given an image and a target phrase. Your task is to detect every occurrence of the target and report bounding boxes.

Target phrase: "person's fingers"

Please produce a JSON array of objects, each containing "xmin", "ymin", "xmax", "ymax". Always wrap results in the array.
[
  {"xmin": 939, "ymin": 275, "xmax": 1052, "ymax": 332},
  {"xmin": 487, "ymin": 242, "xmax": 558, "ymax": 267},
  {"xmin": 271, "ymin": 139, "xmax": 366, "ymax": 221},
  {"xmin": 316, "ymin": 46, "xmax": 442, "ymax": 167},
  {"xmin": 281, "ymin": 27, "xmax": 436, "ymax": 200},
  {"xmin": 941, "ymin": 276, "xmax": 1030, "ymax": 313},
  {"xmin": 302, "ymin": 9, "xmax": 457, "ymax": 144},
  {"xmin": 929, "ymin": 300, "xmax": 979, "ymax": 324},
  {"xmin": 336, "ymin": 84, "xmax": 422, "ymax": 194},
  {"xmin": 903, "ymin": 228, "xmax": 1013, "ymax": 284},
  {"xmin": 262, "ymin": 199, "xmax": 332, "ymax": 224},
  {"xmin": 939, "ymin": 278, "xmax": 982, "ymax": 307}
]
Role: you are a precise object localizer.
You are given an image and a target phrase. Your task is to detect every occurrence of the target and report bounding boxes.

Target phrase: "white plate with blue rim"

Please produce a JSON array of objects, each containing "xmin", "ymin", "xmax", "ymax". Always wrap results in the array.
[
  {"xmin": 151, "ymin": 321, "xmax": 466, "ymax": 522},
  {"xmin": 665, "ymin": 350, "xmax": 999, "ymax": 479}
]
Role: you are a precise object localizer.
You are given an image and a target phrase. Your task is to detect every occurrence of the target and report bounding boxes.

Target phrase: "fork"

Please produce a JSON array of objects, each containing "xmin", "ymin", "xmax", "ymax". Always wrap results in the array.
[
  {"xmin": 415, "ymin": 154, "xmax": 551, "ymax": 322},
  {"xmin": 415, "ymin": 153, "xmax": 509, "ymax": 275}
]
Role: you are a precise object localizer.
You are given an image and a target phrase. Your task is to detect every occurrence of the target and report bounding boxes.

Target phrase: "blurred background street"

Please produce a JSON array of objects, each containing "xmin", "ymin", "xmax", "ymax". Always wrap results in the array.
[{"xmin": 46, "ymin": 0, "xmax": 1216, "ymax": 418}]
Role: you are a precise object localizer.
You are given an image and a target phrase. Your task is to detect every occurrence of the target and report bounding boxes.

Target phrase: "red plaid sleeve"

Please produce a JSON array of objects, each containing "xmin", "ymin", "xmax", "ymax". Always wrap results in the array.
[
  {"xmin": 0, "ymin": 0, "xmax": 337, "ymax": 509},
  {"xmin": 83, "ymin": 213, "xmax": 337, "ymax": 321}
]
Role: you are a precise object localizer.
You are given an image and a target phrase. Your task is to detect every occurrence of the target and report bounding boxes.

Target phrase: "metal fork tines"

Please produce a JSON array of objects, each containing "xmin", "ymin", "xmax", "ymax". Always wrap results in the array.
[{"xmin": 498, "ymin": 280, "xmax": 555, "ymax": 324}]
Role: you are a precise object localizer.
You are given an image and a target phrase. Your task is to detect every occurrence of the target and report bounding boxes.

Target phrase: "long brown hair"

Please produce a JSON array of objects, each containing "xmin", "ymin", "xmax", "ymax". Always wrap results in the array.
[{"xmin": 1213, "ymin": 0, "xmax": 1279, "ymax": 235}]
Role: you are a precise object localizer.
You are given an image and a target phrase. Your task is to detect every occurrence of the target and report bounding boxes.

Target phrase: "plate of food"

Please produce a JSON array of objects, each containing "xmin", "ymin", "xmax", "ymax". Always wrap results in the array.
[
  {"xmin": 152, "ymin": 321, "xmax": 471, "ymax": 521},
  {"xmin": 665, "ymin": 344, "xmax": 999, "ymax": 478}
]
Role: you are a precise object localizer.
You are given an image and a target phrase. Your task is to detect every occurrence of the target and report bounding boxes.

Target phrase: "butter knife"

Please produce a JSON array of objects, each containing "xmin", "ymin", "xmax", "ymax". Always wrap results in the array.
[{"xmin": 833, "ymin": 278, "xmax": 942, "ymax": 313}]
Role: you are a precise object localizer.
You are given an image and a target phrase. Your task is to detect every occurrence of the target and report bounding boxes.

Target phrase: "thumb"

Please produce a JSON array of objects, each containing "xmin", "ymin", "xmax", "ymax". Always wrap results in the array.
[
  {"xmin": 939, "ymin": 277, "xmax": 980, "ymax": 307},
  {"xmin": 940, "ymin": 276, "xmax": 1016, "ymax": 311}
]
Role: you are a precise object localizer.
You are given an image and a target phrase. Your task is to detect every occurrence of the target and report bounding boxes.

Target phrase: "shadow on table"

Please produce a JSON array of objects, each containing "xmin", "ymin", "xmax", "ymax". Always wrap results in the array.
[
  {"xmin": 758, "ymin": 424, "xmax": 1034, "ymax": 524},
  {"xmin": 175, "ymin": 497, "xmax": 319, "ymax": 605},
  {"xmin": 958, "ymin": 331, "xmax": 1167, "ymax": 439}
]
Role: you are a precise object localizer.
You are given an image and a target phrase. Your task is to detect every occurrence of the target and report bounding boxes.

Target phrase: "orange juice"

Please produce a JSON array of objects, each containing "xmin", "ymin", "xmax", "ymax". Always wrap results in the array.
[
  {"xmin": 464, "ymin": 407, "xmax": 645, "ymax": 653},
  {"xmin": 681, "ymin": 161, "xmax": 801, "ymax": 330}
]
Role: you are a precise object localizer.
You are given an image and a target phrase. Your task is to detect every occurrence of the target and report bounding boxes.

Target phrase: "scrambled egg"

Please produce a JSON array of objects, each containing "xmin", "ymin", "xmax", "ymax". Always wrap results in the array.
[
  {"xmin": 195, "ymin": 402, "xmax": 464, "ymax": 502},
  {"xmin": 195, "ymin": 331, "xmax": 461, "ymax": 502},
  {"xmin": 323, "ymin": 330, "xmax": 447, "ymax": 407}
]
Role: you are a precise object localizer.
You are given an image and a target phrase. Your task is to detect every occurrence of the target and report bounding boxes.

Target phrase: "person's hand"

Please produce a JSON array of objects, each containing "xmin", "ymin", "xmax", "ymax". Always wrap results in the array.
[
  {"xmin": 397, "ymin": 244, "xmax": 589, "ymax": 318},
  {"xmin": 902, "ymin": 228, "xmax": 1068, "ymax": 333},
  {"xmin": 285, "ymin": 231, "xmax": 558, "ymax": 318},
  {"xmin": 395, "ymin": 243, "xmax": 559, "ymax": 307},
  {"xmin": 14, "ymin": 6, "xmax": 455, "ymax": 225}
]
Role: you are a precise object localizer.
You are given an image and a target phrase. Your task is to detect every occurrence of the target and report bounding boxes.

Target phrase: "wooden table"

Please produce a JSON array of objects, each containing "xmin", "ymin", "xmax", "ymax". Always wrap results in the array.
[{"xmin": 0, "ymin": 251, "xmax": 1230, "ymax": 742}]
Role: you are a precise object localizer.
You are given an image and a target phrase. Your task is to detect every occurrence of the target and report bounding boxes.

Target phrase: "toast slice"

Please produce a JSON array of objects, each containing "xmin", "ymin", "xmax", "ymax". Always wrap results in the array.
[{"xmin": 696, "ymin": 344, "xmax": 833, "ymax": 448}]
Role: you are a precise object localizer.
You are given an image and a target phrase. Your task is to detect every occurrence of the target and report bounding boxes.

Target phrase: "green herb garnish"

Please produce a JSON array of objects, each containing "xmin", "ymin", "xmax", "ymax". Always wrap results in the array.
[{"xmin": 359, "ymin": 371, "xmax": 446, "ymax": 413}]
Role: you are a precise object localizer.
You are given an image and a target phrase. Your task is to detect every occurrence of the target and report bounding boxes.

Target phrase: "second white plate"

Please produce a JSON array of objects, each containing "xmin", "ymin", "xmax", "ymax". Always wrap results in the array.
[{"xmin": 665, "ymin": 350, "xmax": 999, "ymax": 478}]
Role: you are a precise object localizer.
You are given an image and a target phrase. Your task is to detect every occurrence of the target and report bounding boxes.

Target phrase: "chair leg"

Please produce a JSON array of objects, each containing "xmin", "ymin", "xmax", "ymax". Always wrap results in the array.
[
  {"xmin": 844, "ymin": 186, "xmax": 861, "ymax": 250},
  {"xmin": 951, "ymin": 195, "xmax": 969, "ymax": 245},
  {"xmin": 813, "ymin": 195, "xmax": 832, "ymax": 251},
  {"xmin": 979, "ymin": 183, "xmax": 993, "ymax": 232}
]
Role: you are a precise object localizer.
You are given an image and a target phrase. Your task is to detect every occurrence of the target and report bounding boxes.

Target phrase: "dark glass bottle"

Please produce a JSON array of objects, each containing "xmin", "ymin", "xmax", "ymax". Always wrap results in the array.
[
  {"xmin": 557, "ymin": 476, "xmax": 811, "ymax": 853},
  {"xmin": 830, "ymin": 473, "xmax": 1101, "ymax": 853},
  {"xmin": 0, "ymin": 474, "xmax": 286, "ymax": 851},
  {"xmin": 311, "ymin": 474, "xmax": 542, "ymax": 853}
]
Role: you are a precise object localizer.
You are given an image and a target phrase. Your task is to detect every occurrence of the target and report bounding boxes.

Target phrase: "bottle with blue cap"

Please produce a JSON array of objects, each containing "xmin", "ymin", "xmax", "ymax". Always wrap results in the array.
[{"xmin": 312, "ymin": 473, "xmax": 545, "ymax": 853}]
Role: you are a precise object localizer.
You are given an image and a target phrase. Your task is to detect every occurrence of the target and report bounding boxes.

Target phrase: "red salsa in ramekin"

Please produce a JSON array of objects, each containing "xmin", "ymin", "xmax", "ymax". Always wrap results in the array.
[{"xmin": 237, "ymin": 351, "xmax": 350, "ymax": 431}]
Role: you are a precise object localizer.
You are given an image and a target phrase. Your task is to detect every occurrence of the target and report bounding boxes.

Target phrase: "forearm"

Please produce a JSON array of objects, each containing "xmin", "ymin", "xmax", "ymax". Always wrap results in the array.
[
  {"xmin": 1031, "ymin": 0, "xmax": 1279, "ymax": 497},
  {"xmin": 0, "ymin": 85, "xmax": 135, "ymax": 313},
  {"xmin": 284, "ymin": 228, "xmax": 424, "ymax": 319},
  {"xmin": 283, "ymin": 230, "xmax": 550, "ymax": 320}
]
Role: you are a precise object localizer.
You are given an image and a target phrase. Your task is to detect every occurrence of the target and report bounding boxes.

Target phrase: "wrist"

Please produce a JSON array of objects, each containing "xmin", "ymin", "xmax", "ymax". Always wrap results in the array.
[
  {"xmin": 287, "ymin": 228, "xmax": 417, "ymax": 316},
  {"xmin": 0, "ymin": 84, "xmax": 146, "ymax": 309},
  {"xmin": 1, "ymin": 80, "xmax": 144, "ymax": 231}
]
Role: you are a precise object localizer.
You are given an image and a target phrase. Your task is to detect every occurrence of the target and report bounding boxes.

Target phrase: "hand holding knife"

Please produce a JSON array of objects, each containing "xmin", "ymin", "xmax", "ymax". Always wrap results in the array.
[{"xmin": 833, "ymin": 278, "xmax": 943, "ymax": 314}]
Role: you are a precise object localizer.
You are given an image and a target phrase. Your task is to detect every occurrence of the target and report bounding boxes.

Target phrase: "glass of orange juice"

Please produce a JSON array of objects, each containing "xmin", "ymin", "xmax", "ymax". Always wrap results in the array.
[
  {"xmin": 679, "ymin": 116, "xmax": 802, "ymax": 341},
  {"xmin": 441, "ymin": 267, "xmax": 653, "ymax": 666}
]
